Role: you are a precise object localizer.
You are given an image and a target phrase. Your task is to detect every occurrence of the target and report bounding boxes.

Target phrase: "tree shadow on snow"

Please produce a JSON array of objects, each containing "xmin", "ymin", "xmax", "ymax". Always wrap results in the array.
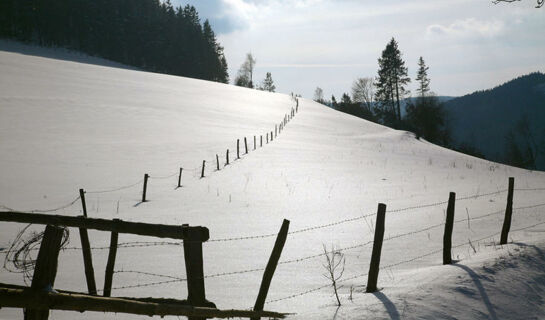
[
  {"xmin": 452, "ymin": 263, "xmax": 498, "ymax": 320},
  {"xmin": 372, "ymin": 291, "xmax": 400, "ymax": 320}
]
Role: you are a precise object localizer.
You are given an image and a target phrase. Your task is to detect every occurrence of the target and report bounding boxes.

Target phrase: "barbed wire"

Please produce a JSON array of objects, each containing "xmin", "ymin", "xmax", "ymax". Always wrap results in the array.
[
  {"xmin": 86, "ymin": 180, "xmax": 143, "ymax": 194},
  {"xmin": 1, "ymin": 196, "xmax": 81, "ymax": 214},
  {"xmin": 266, "ymin": 218, "xmax": 545, "ymax": 304},
  {"xmin": 149, "ymin": 172, "xmax": 178, "ymax": 180},
  {"xmin": 514, "ymin": 187, "xmax": 545, "ymax": 192}
]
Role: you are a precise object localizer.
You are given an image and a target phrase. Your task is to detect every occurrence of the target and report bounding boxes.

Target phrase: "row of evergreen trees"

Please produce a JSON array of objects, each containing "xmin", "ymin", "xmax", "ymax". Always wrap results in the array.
[
  {"xmin": 0, "ymin": 0, "xmax": 228, "ymax": 82},
  {"xmin": 316, "ymin": 37, "xmax": 449, "ymax": 147}
]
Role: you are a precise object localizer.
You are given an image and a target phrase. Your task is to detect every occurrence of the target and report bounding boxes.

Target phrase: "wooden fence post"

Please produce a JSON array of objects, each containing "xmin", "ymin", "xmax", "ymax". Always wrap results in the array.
[
  {"xmin": 260, "ymin": 135, "xmax": 263, "ymax": 147},
  {"xmin": 366, "ymin": 203, "xmax": 386, "ymax": 293},
  {"xmin": 500, "ymin": 177, "xmax": 515, "ymax": 245},
  {"xmin": 244, "ymin": 137, "xmax": 248, "ymax": 154},
  {"xmin": 178, "ymin": 168, "xmax": 183, "ymax": 188},
  {"xmin": 443, "ymin": 192, "xmax": 456, "ymax": 265},
  {"xmin": 216, "ymin": 154, "xmax": 219, "ymax": 171},
  {"xmin": 254, "ymin": 136, "xmax": 256, "ymax": 150},
  {"xmin": 252, "ymin": 219, "xmax": 290, "ymax": 320},
  {"xmin": 266, "ymin": 133, "xmax": 269, "ymax": 144},
  {"xmin": 78, "ymin": 189, "xmax": 97, "ymax": 295},
  {"xmin": 270, "ymin": 131, "xmax": 273, "ymax": 142},
  {"xmin": 182, "ymin": 224, "xmax": 215, "ymax": 320},
  {"xmin": 25, "ymin": 225, "xmax": 64, "ymax": 320},
  {"xmin": 103, "ymin": 227, "xmax": 119, "ymax": 298},
  {"xmin": 201, "ymin": 161, "xmax": 205, "ymax": 178},
  {"xmin": 275, "ymin": 125, "xmax": 277, "ymax": 138},
  {"xmin": 142, "ymin": 174, "xmax": 149, "ymax": 202},
  {"xmin": 226, "ymin": 150, "xmax": 229, "ymax": 165},
  {"xmin": 237, "ymin": 139, "xmax": 240, "ymax": 159}
]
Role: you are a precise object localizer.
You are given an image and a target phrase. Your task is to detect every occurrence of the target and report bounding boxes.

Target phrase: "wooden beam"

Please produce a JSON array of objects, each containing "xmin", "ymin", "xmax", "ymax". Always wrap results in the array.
[
  {"xmin": 252, "ymin": 219, "xmax": 290, "ymax": 319},
  {"xmin": 26, "ymin": 225, "xmax": 64, "ymax": 320},
  {"xmin": 0, "ymin": 287, "xmax": 287, "ymax": 319},
  {"xmin": 0, "ymin": 211, "xmax": 208, "ymax": 241},
  {"xmin": 103, "ymin": 231, "xmax": 119, "ymax": 297}
]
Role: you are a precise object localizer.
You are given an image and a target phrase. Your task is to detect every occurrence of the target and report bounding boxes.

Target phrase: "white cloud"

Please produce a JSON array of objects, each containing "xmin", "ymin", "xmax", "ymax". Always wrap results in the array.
[{"xmin": 427, "ymin": 18, "xmax": 505, "ymax": 38}]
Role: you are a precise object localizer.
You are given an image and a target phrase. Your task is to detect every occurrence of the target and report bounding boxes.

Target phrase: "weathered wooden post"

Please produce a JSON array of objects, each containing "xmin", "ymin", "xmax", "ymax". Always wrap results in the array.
[
  {"xmin": 275, "ymin": 125, "xmax": 277, "ymax": 138},
  {"xmin": 270, "ymin": 131, "xmax": 273, "ymax": 142},
  {"xmin": 216, "ymin": 154, "xmax": 220, "ymax": 171},
  {"xmin": 500, "ymin": 177, "xmax": 515, "ymax": 245},
  {"xmin": 182, "ymin": 224, "xmax": 215, "ymax": 320},
  {"xmin": 226, "ymin": 150, "xmax": 230, "ymax": 165},
  {"xmin": 254, "ymin": 135, "xmax": 256, "ymax": 150},
  {"xmin": 296, "ymin": 98, "xmax": 299, "ymax": 112},
  {"xmin": 201, "ymin": 160, "xmax": 206, "ymax": 178},
  {"xmin": 178, "ymin": 168, "xmax": 183, "ymax": 188},
  {"xmin": 237, "ymin": 139, "xmax": 240, "ymax": 159},
  {"xmin": 103, "ymin": 223, "xmax": 119, "ymax": 298},
  {"xmin": 78, "ymin": 189, "xmax": 97, "ymax": 295},
  {"xmin": 25, "ymin": 225, "xmax": 64, "ymax": 320},
  {"xmin": 244, "ymin": 137, "xmax": 248, "ymax": 154},
  {"xmin": 252, "ymin": 219, "xmax": 290, "ymax": 320},
  {"xmin": 260, "ymin": 135, "xmax": 263, "ymax": 147},
  {"xmin": 366, "ymin": 203, "xmax": 386, "ymax": 293},
  {"xmin": 142, "ymin": 173, "xmax": 149, "ymax": 202},
  {"xmin": 266, "ymin": 133, "xmax": 269, "ymax": 144},
  {"xmin": 443, "ymin": 192, "xmax": 456, "ymax": 265}
]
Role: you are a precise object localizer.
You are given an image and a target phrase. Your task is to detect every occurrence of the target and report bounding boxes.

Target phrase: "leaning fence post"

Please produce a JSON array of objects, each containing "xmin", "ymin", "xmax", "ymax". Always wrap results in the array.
[
  {"xmin": 366, "ymin": 203, "xmax": 386, "ymax": 293},
  {"xmin": 252, "ymin": 219, "xmax": 290, "ymax": 320},
  {"xmin": 142, "ymin": 173, "xmax": 149, "ymax": 202},
  {"xmin": 500, "ymin": 177, "xmax": 515, "ymax": 245},
  {"xmin": 201, "ymin": 160, "xmax": 206, "ymax": 178},
  {"xmin": 25, "ymin": 224, "xmax": 64, "ymax": 320},
  {"xmin": 226, "ymin": 149, "xmax": 230, "ymax": 165},
  {"xmin": 266, "ymin": 133, "xmax": 269, "ymax": 144},
  {"xmin": 78, "ymin": 189, "xmax": 97, "ymax": 295},
  {"xmin": 103, "ymin": 225, "xmax": 119, "ymax": 297},
  {"xmin": 244, "ymin": 137, "xmax": 248, "ymax": 154},
  {"xmin": 216, "ymin": 154, "xmax": 220, "ymax": 171},
  {"xmin": 270, "ymin": 131, "xmax": 273, "ymax": 142},
  {"xmin": 182, "ymin": 224, "xmax": 215, "ymax": 319},
  {"xmin": 178, "ymin": 168, "xmax": 183, "ymax": 188},
  {"xmin": 443, "ymin": 192, "xmax": 456, "ymax": 265}
]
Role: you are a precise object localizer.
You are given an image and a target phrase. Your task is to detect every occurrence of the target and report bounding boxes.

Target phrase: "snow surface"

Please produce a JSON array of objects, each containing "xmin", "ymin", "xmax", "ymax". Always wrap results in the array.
[{"xmin": 1, "ymin": 41, "xmax": 545, "ymax": 319}]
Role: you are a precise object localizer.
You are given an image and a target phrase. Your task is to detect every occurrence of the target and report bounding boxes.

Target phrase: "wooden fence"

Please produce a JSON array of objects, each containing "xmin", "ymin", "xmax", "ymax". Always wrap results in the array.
[{"xmin": 0, "ymin": 212, "xmax": 290, "ymax": 319}]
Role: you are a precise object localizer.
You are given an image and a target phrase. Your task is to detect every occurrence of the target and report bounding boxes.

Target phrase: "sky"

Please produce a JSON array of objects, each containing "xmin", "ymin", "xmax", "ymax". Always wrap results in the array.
[{"xmin": 175, "ymin": 0, "xmax": 544, "ymax": 99}]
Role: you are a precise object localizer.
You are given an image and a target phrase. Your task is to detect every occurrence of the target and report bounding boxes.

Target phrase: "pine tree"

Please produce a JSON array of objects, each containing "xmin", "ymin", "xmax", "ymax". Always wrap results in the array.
[
  {"xmin": 416, "ymin": 57, "xmax": 430, "ymax": 97},
  {"xmin": 262, "ymin": 72, "xmax": 276, "ymax": 92},
  {"xmin": 374, "ymin": 37, "xmax": 410, "ymax": 124}
]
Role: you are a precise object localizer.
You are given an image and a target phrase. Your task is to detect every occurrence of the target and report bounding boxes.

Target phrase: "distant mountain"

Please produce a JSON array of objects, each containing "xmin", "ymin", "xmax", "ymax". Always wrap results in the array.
[{"xmin": 444, "ymin": 72, "xmax": 545, "ymax": 170}]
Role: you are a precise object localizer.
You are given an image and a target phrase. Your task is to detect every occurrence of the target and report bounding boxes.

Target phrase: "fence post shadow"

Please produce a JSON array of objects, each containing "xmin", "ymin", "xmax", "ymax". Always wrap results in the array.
[
  {"xmin": 451, "ymin": 263, "xmax": 498, "ymax": 320},
  {"xmin": 372, "ymin": 291, "xmax": 400, "ymax": 320}
]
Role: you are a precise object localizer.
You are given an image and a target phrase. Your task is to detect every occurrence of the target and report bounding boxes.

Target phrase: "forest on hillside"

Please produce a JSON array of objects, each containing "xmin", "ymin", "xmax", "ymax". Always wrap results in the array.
[{"xmin": 0, "ymin": 0, "xmax": 229, "ymax": 83}]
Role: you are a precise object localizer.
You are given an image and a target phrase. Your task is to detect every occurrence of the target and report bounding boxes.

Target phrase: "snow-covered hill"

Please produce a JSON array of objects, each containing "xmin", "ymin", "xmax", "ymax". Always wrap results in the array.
[{"xmin": 1, "ymin": 41, "xmax": 544, "ymax": 319}]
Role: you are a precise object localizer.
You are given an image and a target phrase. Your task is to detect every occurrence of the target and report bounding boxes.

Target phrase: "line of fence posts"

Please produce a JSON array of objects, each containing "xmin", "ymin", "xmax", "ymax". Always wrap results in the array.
[
  {"xmin": 365, "ymin": 177, "xmax": 517, "ymax": 292},
  {"xmin": 72, "ymin": 101, "xmax": 299, "ymax": 205}
]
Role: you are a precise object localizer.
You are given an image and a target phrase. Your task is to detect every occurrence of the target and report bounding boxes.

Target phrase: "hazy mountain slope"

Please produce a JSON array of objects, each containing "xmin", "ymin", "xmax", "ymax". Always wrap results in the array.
[
  {"xmin": 1, "ymin": 42, "xmax": 545, "ymax": 320},
  {"xmin": 444, "ymin": 72, "xmax": 545, "ymax": 169}
]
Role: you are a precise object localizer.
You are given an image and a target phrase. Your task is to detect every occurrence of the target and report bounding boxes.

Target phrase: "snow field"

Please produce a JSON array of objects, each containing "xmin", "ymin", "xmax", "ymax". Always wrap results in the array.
[{"xmin": 1, "ymin": 42, "xmax": 545, "ymax": 319}]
